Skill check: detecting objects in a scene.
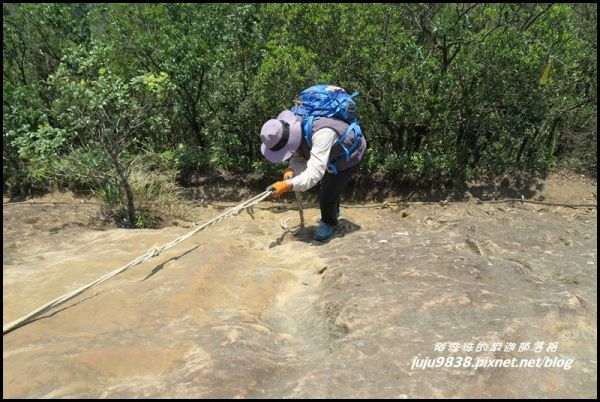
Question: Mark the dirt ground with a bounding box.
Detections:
[2,171,597,398]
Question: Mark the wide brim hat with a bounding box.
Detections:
[260,110,302,163]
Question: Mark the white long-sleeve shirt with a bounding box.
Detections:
[287,127,337,192]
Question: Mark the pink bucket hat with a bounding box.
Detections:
[260,110,302,163]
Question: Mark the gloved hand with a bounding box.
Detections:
[267,181,292,198]
[283,168,295,180]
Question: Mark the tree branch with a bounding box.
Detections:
[521,4,553,31]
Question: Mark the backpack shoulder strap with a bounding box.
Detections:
[303,115,317,149]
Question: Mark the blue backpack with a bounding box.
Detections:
[291,84,363,173]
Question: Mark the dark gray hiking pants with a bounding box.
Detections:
[319,162,361,227]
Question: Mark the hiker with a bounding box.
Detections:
[260,108,367,241]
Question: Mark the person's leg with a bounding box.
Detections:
[319,163,360,227]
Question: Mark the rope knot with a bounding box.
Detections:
[3,190,273,335]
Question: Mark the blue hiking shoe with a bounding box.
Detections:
[314,221,336,242]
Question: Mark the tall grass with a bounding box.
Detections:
[93,155,193,228]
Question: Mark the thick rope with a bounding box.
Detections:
[281,191,305,234]
[3,190,273,335]
[474,198,596,208]
[344,198,597,209]
[3,201,99,206]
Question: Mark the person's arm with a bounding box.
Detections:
[288,128,337,192]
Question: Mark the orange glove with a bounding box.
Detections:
[267,181,292,198]
[283,168,295,180]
